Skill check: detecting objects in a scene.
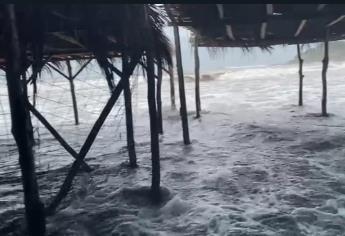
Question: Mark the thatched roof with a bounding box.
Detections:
[165,4,345,48]
[0,4,172,68]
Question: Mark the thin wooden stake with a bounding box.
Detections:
[67,60,79,125]
[194,36,201,118]
[5,5,46,235]
[297,44,304,106]
[173,25,191,145]
[322,30,329,117]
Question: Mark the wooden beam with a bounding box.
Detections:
[226,25,235,40]
[260,22,267,39]
[317,4,327,11]
[171,11,345,27]
[71,58,92,80]
[47,63,69,80]
[327,15,345,27]
[216,4,224,19]
[294,19,308,37]
[26,101,91,172]
[197,32,345,47]
[266,4,273,15]
[51,32,85,48]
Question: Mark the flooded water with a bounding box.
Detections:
[2,61,345,235]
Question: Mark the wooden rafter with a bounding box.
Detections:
[52,32,85,48]
[260,22,267,39]
[225,25,235,40]
[266,4,273,15]
[294,19,307,37]
[216,4,224,19]
[327,15,345,27]
[317,4,327,11]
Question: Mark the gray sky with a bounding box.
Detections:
[164,27,299,75]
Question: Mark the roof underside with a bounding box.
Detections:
[165,4,345,47]
[0,4,170,65]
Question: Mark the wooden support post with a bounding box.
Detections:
[173,25,191,145]
[168,64,176,109]
[322,30,329,117]
[157,59,163,134]
[122,53,137,167]
[4,5,46,236]
[297,44,304,106]
[194,36,201,118]
[146,50,161,202]
[67,60,79,125]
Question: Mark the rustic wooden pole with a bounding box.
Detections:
[67,60,79,125]
[157,59,163,134]
[122,53,137,167]
[173,25,191,145]
[147,50,161,202]
[143,4,161,202]
[194,36,201,118]
[168,64,176,109]
[322,30,329,117]
[297,44,304,106]
[5,5,46,235]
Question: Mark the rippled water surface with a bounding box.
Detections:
[2,62,345,235]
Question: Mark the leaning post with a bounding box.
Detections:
[67,60,79,125]
[173,25,191,145]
